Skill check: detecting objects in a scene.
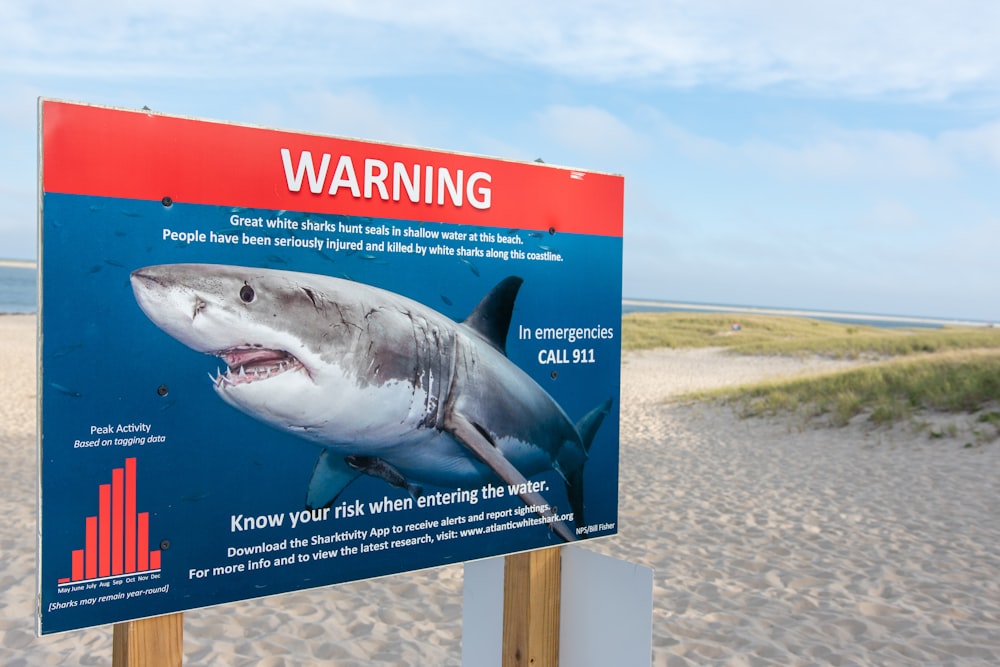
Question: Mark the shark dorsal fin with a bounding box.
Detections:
[462,276,523,355]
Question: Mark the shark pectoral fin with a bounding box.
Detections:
[306,449,364,509]
[445,413,577,543]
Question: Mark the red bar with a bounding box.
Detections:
[58,578,71,584]
[85,516,98,580]
[42,101,624,237]
[99,483,111,578]
[138,512,149,571]
[149,550,160,570]
[125,458,137,573]
[112,467,124,575]
[71,550,84,581]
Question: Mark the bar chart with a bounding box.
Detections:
[57,457,161,586]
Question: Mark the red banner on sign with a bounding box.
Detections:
[41,100,623,237]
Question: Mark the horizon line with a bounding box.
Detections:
[0,259,36,269]
[622,298,993,328]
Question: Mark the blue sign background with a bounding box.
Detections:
[39,193,621,633]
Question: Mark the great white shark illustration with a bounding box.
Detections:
[130,263,612,542]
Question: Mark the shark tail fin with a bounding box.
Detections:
[577,397,614,455]
[566,397,614,535]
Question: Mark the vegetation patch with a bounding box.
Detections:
[623,313,1000,433]
[689,350,1000,430]
[622,312,1000,357]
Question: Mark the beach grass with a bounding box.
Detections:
[623,312,1000,431]
[622,312,1000,356]
[621,313,859,351]
[694,350,1000,428]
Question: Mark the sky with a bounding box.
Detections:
[3,1,999,321]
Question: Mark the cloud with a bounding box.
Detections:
[942,121,1000,169]
[535,105,646,164]
[6,1,1000,103]
[260,89,434,147]
[857,200,926,230]
[329,1,1000,101]
[528,101,974,190]
[647,111,1000,183]
[0,2,451,82]
[741,129,954,181]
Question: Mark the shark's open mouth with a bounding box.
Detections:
[211,346,307,388]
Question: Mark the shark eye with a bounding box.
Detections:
[240,283,255,303]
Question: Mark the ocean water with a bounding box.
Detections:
[621,300,977,329]
[0,265,36,313]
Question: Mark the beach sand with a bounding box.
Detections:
[4,315,998,665]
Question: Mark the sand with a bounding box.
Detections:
[3,314,999,665]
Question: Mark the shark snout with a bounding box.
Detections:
[131,267,181,317]
[130,266,181,312]
[130,267,166,316]
[130,265,222,352]
[130,266,169,292]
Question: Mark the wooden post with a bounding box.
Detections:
[502,548,561,667]
[112,613,184,667]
